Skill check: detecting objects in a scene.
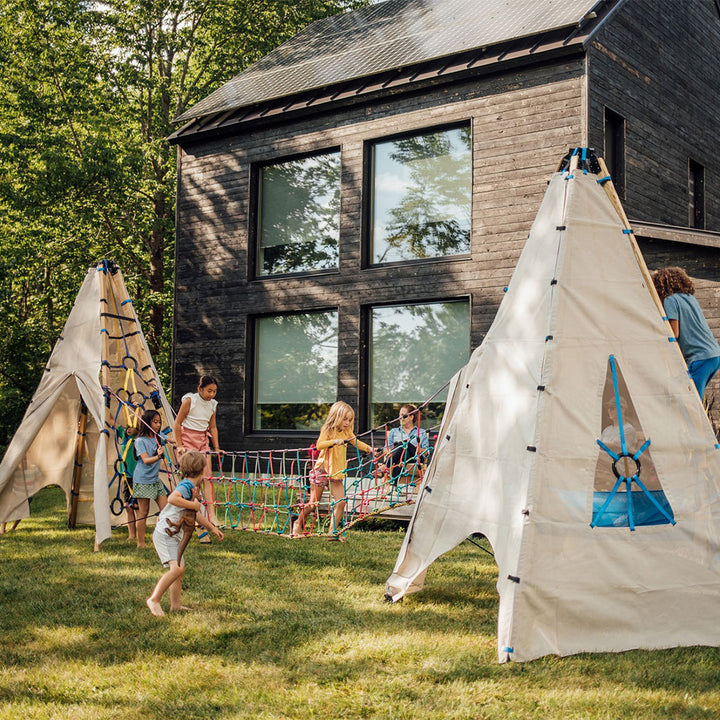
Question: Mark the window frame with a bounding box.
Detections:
[362,296,472,429]
[249,146,343,281]
[362,121,473,269]
[249,307,340,435]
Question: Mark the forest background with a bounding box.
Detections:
[0,0,368,454]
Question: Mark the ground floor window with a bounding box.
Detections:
[254,311,338,430]
[369,299,470,428]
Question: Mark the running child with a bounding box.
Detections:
[146,451,224,616]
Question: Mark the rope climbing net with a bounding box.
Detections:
[202,434,433,539]
[94,260,441,540]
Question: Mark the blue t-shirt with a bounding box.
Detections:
[663,293,720,364]
[133,436,161,485]
[175,478,195,500]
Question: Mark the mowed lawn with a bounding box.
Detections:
[1,487,720,720]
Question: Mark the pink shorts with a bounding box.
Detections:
[181,427,210,453]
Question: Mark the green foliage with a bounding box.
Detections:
[3,486,720,719]
[0,0,368,452]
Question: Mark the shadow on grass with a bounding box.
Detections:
[3,484,720,715]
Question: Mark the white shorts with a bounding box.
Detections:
[152,523,185,567]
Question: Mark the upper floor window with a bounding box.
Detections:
[256,150,341,276]
[688,158,705,229]
[369,125,472,265]
[254,310,338,430]
[369,299,470,428]
[604,107,625,199]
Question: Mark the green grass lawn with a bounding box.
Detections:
[1,486,720,719]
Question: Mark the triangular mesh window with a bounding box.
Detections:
[592,356,675,529]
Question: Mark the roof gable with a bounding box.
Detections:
[176,0,612,124]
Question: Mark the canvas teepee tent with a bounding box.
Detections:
[386,149,720,662]
[0,261,176,547]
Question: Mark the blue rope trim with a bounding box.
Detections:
[668,337,677,343]
[565,174,574,180]
[121,299,132,306]
[609,356,628,456]
[597,175,612,185]
[622,229,633,235]
[502,646,514,653]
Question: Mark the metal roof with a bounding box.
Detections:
[176,0,608,124]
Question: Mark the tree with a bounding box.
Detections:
[0,0,367,451]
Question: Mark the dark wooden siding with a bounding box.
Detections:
[588,0,720,231]
[174,59,585,449]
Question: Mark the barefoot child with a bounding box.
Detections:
[133,409,169,548]
[146,451,224,617]
[291,401,378,541]
[173,375,222,534]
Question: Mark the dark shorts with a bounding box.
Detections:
[122,476,138,508]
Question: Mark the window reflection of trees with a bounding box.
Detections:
[259,153,340,276]
[373,126,471,264]
[256,312,337,430]
[371,302,469,427]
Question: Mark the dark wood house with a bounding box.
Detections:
[170,0,720,450]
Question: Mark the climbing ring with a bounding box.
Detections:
[612,453,641,480]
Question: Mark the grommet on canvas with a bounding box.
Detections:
[556,225,566,231]
[424,486,432,494]
[537,385,546,391]
[545,335,553,342]
[508,575,520,584]
[521,509,530,516]
[526,446,537,452]
[550,279,558,285]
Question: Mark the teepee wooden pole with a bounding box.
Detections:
[68,401,89,528]
[596,158,666,318]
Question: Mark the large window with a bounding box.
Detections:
[255,311,338,430]
[256,151,341,276]
[369,300,470,427]
[369,125,472,264]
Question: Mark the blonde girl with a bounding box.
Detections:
[291,401,377,541]
[173,375,221,531]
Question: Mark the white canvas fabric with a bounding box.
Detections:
[386,163,720,662]
[0,264,175,546]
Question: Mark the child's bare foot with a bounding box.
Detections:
[170,605,191,612]
[137,542,147,548]
[146,598,165,617]
[290,522,301,538]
